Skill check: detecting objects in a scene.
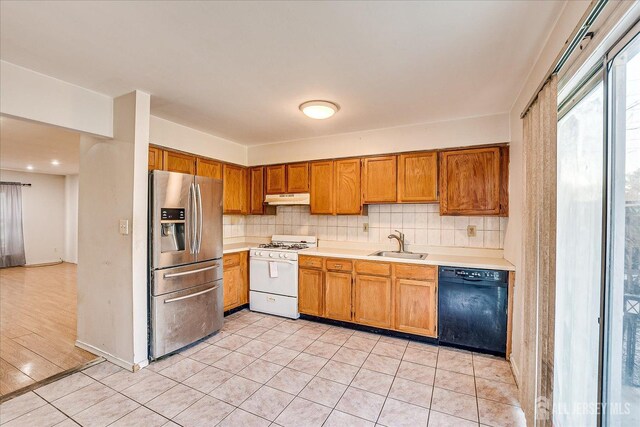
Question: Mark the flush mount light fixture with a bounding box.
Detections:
[299,100,339,120]
[26,165,34,170]
[51,159,60,166]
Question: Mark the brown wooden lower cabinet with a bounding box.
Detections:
[394,278,437,337]
[354,275,392,329]
[298,256,439,338]
[223,252,248,311]
[298,268,323,316]
[324,271,352,321]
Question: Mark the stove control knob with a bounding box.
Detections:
[279,253,285,258]
[269,253,276,258]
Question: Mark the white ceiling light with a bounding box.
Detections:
[299,100,339,120]
[51,159,60,165]
[26,165,34,170]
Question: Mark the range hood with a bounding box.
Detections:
[264,193,310,205]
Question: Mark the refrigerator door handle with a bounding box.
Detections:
[164,285,219,304]
[189,182,197,254]
[196,183,203,254]
[163,264,219,279]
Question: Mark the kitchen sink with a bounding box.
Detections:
[369,251,428,260]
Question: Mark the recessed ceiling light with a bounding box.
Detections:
[26,165,34,170]
[51,160,60,166]
[299,100,339,120]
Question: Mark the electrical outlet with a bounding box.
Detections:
[363,223,369,232]
[119,219,129,235]
[467,225,477,237]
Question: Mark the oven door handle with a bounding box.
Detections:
[251,257,296,265]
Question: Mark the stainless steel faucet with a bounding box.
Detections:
[388,230,405,252]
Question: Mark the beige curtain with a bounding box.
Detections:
[521,75,557,426]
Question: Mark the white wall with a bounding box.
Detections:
[503,0,591,422]
[248,113,509,165]
[64,174,79,263]
[77,91,150,370]
[0,169,66,265]
[0,61,113,138]
[150,115,247,165]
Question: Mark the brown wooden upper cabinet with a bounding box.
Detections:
[397,152,437,202]
[439,146,508,216]
[148,146,163,171]
[196,158,222,180]
[163,150,196,174]
[286,162,310,193]
[249,167,266,215]
[310,161,334,214]
[265,165,287,194]
[362,156,397,203]
[223,164,247,214]
[335,158,362,214]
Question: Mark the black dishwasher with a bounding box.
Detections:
[438,267,508,355]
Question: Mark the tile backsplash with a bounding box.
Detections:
[224,204,507,249]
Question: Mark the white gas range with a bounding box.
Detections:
[249,235,317,319]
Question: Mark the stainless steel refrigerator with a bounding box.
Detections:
[149,170,223,359]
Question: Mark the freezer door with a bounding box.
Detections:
[150,280,223,358]
[152,259,222,296]
[151,170,196,269]
[194,175,223,262]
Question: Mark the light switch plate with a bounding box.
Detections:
[467,225,477,237]
[119,219,129,235]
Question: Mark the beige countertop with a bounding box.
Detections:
[299,247,515,271]
[222,242,259,254]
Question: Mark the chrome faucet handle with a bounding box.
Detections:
[394,229,405,240]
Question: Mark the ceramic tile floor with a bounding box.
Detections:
[0,309,525,427]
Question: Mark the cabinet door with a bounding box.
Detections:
[287,162,309,193]
[395,278,437,337]
[397,152,437,202]
[299,268,323,316]
[250,167,265,215]
[223,164,245,214]
[196,158,222,179]
[163,150,196,174]
[266,165,287,194]
[310,161,334,214]
[354,275,392,328]
[335,158,362,214]
[324,271,352,321]
[362,156,397,203]
[239,251,249,305]
[223,264,241,310]
[439,147,502,215]
[241,167,250,215]
[148,146,163,171]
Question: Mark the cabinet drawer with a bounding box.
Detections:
[355,260,391,277]
[223,253,241,268]
[393,264,436,281]
[325,259,353,272]
[299,255,323,269]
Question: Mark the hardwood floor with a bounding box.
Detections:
[0,263,97,396]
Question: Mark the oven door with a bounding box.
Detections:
[249,256,298,297]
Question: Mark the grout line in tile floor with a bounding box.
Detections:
[1,309,524,427]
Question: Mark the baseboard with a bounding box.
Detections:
[75,340,147,372]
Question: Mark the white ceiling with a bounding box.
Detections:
[0,116,80,175]
[0,1,565,145]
